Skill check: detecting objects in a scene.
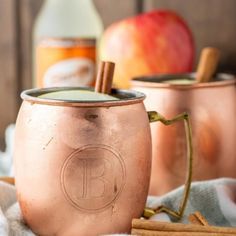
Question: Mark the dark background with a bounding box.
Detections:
[0,0,236,148]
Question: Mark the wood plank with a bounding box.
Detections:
[18,0,44,90]
[136,0,145,14]
[94,0,138,27]
[0,0,18,149]
[144,0,236,73]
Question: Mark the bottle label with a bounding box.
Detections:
[36,38,96,88]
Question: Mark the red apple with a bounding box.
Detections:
[100,10,195,88]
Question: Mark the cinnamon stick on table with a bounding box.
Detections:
[0,177,15,185]
[131,219,236,235]
[188,211,209,226]
[95,61,115,94]
[131,229,234,236]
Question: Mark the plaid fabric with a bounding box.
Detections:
[0,178,236,235]
[147,178,236,226]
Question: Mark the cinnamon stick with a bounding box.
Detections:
[95,61,105,93]
[0,177,15,185]
[95,61,115,94]
[131,228,233,236]
[102,62,115,94]
[188,212,209,226]
[196,47,220,83]
[132,219,236,234]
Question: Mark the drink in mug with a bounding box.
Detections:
[38,89,119,101]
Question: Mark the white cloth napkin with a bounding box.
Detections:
[0,125,15,177]
[0,181,34,236]
[1,178,236,236]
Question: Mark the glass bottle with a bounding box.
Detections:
[33,0,103,88]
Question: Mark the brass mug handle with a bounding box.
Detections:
[145,111,193,220]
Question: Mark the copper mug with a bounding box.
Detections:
[14,87,192,235]
[132,73,236,196]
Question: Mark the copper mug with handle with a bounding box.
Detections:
[132,73,236,196]
[13,87,193,235]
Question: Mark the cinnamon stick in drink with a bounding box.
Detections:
[196,47,220,83]
[95,61,115,94]
[102,62,115,94]
[95,61,105,93]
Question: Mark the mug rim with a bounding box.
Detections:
[131,73,236,90]
[21,87,146,107]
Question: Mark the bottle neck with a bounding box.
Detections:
[35,0,103,38]
[45,0,96,13]
[46,0,93,5]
